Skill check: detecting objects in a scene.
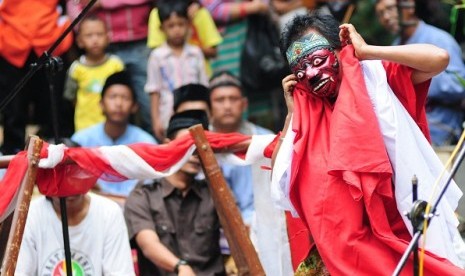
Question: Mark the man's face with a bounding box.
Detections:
[210,86,245,131]
[291,48,340,98]
[375,0,400,34]
[100,84,136,125]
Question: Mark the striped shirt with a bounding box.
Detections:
[145,43,208,128]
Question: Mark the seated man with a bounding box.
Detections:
[71,71,157,196]
[15,140,135,275]
[124,110,225,276]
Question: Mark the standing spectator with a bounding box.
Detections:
[148,1,223,77]
[145,0,209,141]
[71,71,157,196]
[0,0,73,154]
[64,16,124,131]
[200,0,268,77]
[209,71,292,275]
[67,0,154,134]
[375,0,465,146]
[124,110,225,276]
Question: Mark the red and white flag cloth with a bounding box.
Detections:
[0,131,275,221]
[271,45,465,274]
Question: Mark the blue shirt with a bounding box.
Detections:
[71,123,157,196]
[395,21,465,146]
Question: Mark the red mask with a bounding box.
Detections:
[291,48,340,98]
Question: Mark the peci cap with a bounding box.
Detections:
[173,84,210,111]
[209,70,242,91]
[101,70,136,101]
[166,109,209,138]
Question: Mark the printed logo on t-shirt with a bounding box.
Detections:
[86,79,103,94]
[41,249,94,276]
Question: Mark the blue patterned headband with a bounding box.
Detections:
[286,33,332,68]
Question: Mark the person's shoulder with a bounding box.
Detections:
[185,43,203,56]
[152,43,171,56]
[68,56,87,75]
[127,181,158,200]
[29,196,48,210]
[107,54,125,64]
[104,55,125,70]
[89,193,122,214]
[26,196,50,222]
[127,125,158,144]
[421,22,459,45]
[71,123,104,146]
[244,120,274,135]
[255,125,274,135]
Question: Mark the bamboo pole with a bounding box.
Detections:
[189,125,265,276]
[1,136,43,275]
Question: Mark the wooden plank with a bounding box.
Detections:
[189,125,265,276]
[0,136,43,275]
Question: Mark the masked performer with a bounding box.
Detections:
[270,12,465,275]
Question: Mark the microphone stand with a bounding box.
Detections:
[0,1,97,276]
[392,141,465,275]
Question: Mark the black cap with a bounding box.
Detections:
[101,71,136,101]
[173,84,210,112]
[166,110,209,138]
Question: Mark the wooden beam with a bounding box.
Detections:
[189,125,265,276]
[1,136,43,275]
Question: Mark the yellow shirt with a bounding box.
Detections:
[66,55,124,131]
[147,7,222,76]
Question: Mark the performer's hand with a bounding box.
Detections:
[339,23,369,60]
[282,74,297,114]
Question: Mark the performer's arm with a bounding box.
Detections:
[271,74,297,167]
[339,23,449,85]
[135,229,195,275]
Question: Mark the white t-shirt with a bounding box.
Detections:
[15,193,135,275]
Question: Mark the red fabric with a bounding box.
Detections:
[382,61,431,140]
[285,46,463,275]
[285,211,311,269]
[0,152,28,221]
[36,131,251,197]
[0,132,251,217]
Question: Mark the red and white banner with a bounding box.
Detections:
[0,131,275,222]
